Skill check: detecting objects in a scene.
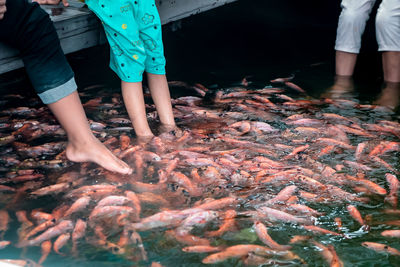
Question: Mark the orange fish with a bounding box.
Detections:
[328,245,344,267]
[26,220,73,247]
[312,241,344,267]
[38,240,52,264]
[54,233,70,255]
[30,211,54,223]
[30,182,70,196]
[0,210,10,237]
[334,217,343,232]
[72,219,86,253]
[23,219,56,241]
[205,210,236,237]
[303,225,342,236]
[64,196,91,217]
[362,242,400,256]
[289,235,312,244]
[182,245,222,253]
[381,230,400,238]
[385,173,399,208]
[0,241,10,249]
[347,205,365,226]
[265,185,297,205]
[15,210,33,227]
[254,221,291,250]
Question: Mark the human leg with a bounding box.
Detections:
[0,0,132,174]
[335,51,358,77]
[146,73,175,126]
[137,1,175,128]
[376,0,400,83]
[48,91,132,174]
[121,81,154,137]
[334,0,376,76]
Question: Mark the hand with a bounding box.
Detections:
[0,0,6,20]
[32,0,69,7]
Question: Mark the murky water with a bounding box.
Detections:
[1,69,400,266]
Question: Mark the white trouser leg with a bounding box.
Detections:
[376,0,400,52]
[335,0,376,53]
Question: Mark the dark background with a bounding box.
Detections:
[1,0,384,97]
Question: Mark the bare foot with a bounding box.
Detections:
[322,75,354,99]
[374,82,400,110]
[136,135,155,145]
[159,124,183,138]
[65,136,132,174]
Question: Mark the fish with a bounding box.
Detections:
[284,81,306,93]
[303,225,342,236]
[0,210,10,237]
[21,220,73,247]
[385,173,399,208]
[256,206,314,225]
[53,233,70,255]
[0,241,10,250]
[72,219,87,253]
[381,230,400,238]
[254,221,291,250]
[362,242,400,256]
[347,205,365,226]
[263,185,298,205]
[202,244,297,264]
[130,210,186,231]
[38,240,52,264]
[30,211,54,223]
[176,210,218,235]
[205,210,236,237]
[64,196,91,217]
[31,183,70,196]
[182,245,222,253]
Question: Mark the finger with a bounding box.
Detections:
[61,0,69,7]
[0,0,6,6]
[0,14,4,20]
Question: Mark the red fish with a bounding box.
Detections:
[254,221,291,250]
[362,242,400,256]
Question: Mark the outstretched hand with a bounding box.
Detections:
[0,0,6,20]
[32,0,70,7]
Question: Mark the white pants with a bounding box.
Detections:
[335,0,400,53]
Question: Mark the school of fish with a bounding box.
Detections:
[0,78,399,266]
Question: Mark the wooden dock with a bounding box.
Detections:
[0,0,237,75]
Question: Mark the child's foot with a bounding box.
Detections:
[159,124,183,138]
[65,136,132,174]
[136,135,155,145]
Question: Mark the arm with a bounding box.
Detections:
[0,0,6,20]
[32,0,69,7]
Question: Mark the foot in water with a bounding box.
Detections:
[374,82,400,110]
[65,136,132,175]
[322,75,355,99]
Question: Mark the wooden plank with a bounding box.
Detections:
[0,0,237,74]
[157,0,238,24]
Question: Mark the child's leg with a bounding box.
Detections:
[147,73,176,127]
[121,81,154,138]
[48,91,132,174]
[2,0,131,174]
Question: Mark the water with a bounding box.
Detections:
[1,1,400,266]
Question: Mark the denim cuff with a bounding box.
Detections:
[38,77,77,104]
